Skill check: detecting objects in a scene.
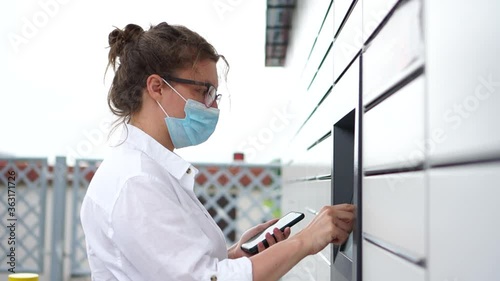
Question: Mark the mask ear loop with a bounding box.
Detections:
[162,78,187,102]
[156,100,170,117]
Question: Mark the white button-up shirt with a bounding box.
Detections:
[80,124,253,281]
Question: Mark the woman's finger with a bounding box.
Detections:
[332,229,349,245]
[335,210,355,222]
[337,203,356,211]
[334,218,353,233]
[265,232,277,247]
[273,228,285,242]
[283,227,291,239]
[257,241,266,253]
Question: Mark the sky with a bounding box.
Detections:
[0,0,301,165]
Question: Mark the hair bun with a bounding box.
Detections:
[107,24,144,70]
[108,24,144,57]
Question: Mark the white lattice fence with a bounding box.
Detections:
[194,163,282,245]
[0,158,48,273]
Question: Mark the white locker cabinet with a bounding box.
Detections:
[362,0,424,105]
[294,93,332,157]
[333,0,362,82]
[331,55,359,123]
[304,135,333,178]
[426,0,500,165]
[298,54,355,156]
[282,150,310,181]
[363,240,425,281]
[301,7,334,91]
[283,0,499,280]
[287,0,333,73]
[287,137,331,182]
[298,49,334,145]
[429,163,500,281]
[293,183,324,239]
[363,171,426,259]
[334,0,355,37]
[307,44,334,110]
[313,253,332,281]
[281,181,301,215]
[362,0,399,42]
[303,180,331,219]
[363,76,425,171]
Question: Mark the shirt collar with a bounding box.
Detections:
[122,124,197,181]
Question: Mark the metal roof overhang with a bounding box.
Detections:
[265,0,296,66]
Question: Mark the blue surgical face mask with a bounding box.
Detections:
[156,80,220,149]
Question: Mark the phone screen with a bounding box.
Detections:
[241,211,304,254]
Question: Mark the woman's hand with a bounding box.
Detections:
[229,218,291,259]
[297,204,356,255]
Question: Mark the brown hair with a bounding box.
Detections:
[106,22,228,128]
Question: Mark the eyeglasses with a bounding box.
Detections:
[163,75,221,108]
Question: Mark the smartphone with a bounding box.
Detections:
[240,211,305,255]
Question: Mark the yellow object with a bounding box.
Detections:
[8,273,39,281]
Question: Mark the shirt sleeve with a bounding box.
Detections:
[110,174,253,281]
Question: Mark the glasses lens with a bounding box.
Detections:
[205,86,217,107]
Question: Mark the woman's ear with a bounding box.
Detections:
[145,74,165,100]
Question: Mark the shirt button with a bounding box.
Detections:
[210,275,217,281]
[186,168,191,174]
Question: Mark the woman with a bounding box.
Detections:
[80,22,355,281]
